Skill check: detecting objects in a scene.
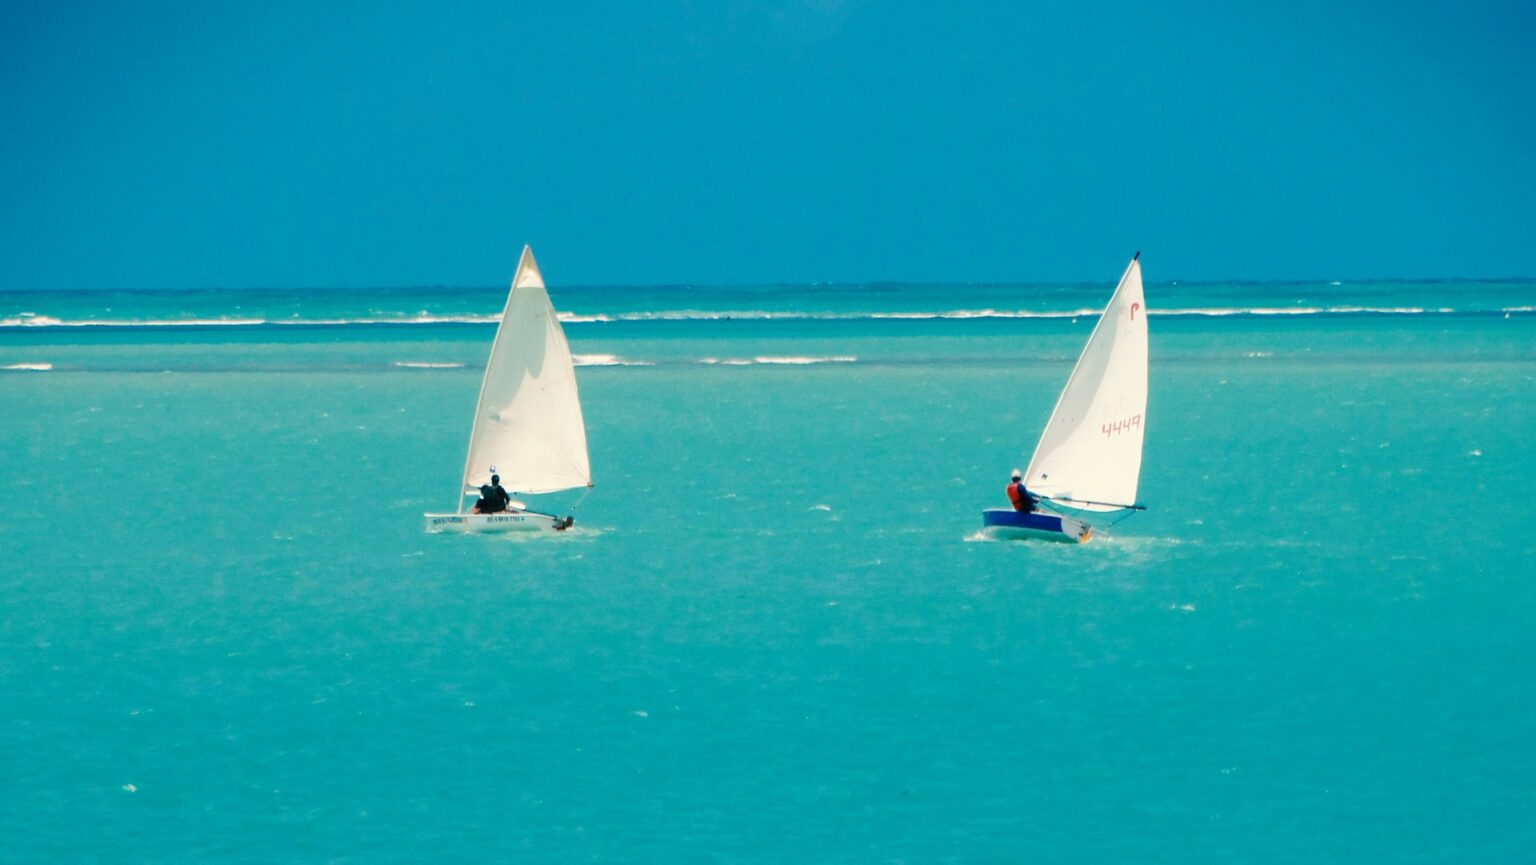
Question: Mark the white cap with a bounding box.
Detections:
[1011,468,1022,479]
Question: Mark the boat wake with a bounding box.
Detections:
[478,524,604,543]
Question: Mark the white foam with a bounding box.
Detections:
[1,362,52,371]
[0,315,63,326]
[571,353,653,367]
[0,305,1492,330]
[868,308,1097,320]
[610,309,795,321]
[1175,307,1325,316]
[0,316,267,327]
[699,355,856,365]
[132,317,268,326]
[0,314,498,328]
[752,355,857,365]
[1319,306,1427,315]
[604,308,1102,322]
[1160,306,1445,317]
[392,361,465,369]
[295,314,496,325]
[605,306,1466,321]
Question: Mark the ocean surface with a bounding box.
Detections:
[3,278,1534,862]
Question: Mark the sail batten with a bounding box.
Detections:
[1023,258,1148,512]
[457,246,591,510]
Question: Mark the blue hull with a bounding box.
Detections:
[982,509,1091,543]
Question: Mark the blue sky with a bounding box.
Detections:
[2,1,1532,287]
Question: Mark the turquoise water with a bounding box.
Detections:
[3,282,1535,861]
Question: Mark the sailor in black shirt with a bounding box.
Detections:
[474,474,513,514]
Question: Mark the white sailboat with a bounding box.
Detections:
[983,253,1148,543]
[424,246,591,533]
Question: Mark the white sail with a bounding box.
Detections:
[1023,256,1147,512]
[458,246,591,507]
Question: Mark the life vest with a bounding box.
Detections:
[1007,482,1034,512]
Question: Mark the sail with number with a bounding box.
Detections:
[1023,255,1148,512]
[457,246,590,508]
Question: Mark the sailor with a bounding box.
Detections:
[1006,469,1038,513]
[473,473,513,514]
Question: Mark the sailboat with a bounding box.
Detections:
[424,246,591,533]
[983,253,1148,543]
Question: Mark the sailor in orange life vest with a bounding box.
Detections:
[1006,469,1039,513]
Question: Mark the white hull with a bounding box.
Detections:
[423,510,571,534]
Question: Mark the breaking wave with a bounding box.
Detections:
[698,356,858,366]
[571,354,654,367]
[2,306,1528,330]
